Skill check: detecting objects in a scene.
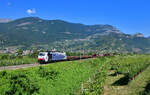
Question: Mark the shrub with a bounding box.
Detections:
[9,55,17,59]
[38,66,59,80]
[0,70,7,77]
[1,54,9,60]
[5,73,39,95]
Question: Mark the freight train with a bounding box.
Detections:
[37,51,111,64]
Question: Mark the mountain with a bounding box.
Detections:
[133,33,144,37]
[0,17,121,46]
[0,17,150,53]
[52,33,150,53]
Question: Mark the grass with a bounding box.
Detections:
[78,57,111,95]
[0,54,37,66]
[103,70,126,95]
[0,57,109,95]
[110,54,150,83]
[129,65,150,95]
[103,54,150,95]
[103,64,150,95]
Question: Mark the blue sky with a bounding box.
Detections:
[0,0,150,36]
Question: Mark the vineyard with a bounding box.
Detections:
[104,54,150,95]
[0,54,150,95]
[110,54,150,85]
[0,57,110,95]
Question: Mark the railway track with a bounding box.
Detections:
[0,63,42,71]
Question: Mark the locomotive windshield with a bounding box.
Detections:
[39,53,45,56]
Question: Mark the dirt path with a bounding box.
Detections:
[103,65,150,95]
[0,63,43,71]
[103,70,128,95]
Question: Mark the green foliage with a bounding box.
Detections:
[80,57,110,95]
[1,55,149,94]
[16,49,23,56]
[5,73,39,95]
[0,54,37,66]
[111,55,150,81]
[28,50,39,58]
[9,54,17,59]
[0,54,18,60]
[0,58,109,95]
[139,78,150,95]
[1,54,9,60]
[16,49,23,59]
[0,70,7,77]
[38,66,59,80]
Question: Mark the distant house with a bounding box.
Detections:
[0,48,17,54]
[23,50,31,55]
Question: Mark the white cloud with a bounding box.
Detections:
[26,8,36,15]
